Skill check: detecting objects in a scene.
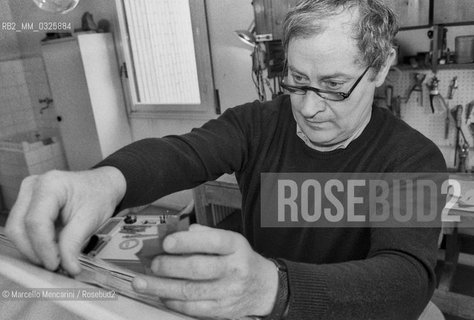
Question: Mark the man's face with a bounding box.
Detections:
[286,12,385,147]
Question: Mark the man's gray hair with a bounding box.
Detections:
[282,0,399,76]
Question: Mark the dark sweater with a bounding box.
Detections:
[98,95,447,319]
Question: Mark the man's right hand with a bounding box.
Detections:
[5,166,126,275]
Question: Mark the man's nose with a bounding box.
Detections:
[299,91,327,118]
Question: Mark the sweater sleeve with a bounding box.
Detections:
[95,103,254,209]
[283,143,447,320]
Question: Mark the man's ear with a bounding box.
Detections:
[374,48,396,87]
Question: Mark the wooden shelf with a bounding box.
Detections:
[394,63,474,71]
[437,63,474,70]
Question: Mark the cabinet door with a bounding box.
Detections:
[42,39,103,171]
[433,0,474,25]
[383,0,430,28]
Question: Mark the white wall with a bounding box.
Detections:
[0,59,36,139]
[206,0,258,110]
[0,1,36,139]
[0,1,21,59]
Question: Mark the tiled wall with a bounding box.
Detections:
[22,56,58,131]
[0,57,63,212]
[0,59,37,139]
[0,136,67,209]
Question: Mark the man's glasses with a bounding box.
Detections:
[280,64,373,102]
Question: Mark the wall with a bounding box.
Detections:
[6,0,120,132]
[394,26,474,170]
[0,59,36,139]
[0,1,37,140]
[0,0,20,59]
[21,56,57,131]
[5,0,257,141]
[384,68,474,170]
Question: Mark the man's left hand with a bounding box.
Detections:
[132,224,279,319]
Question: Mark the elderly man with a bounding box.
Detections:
[6,0,446,319]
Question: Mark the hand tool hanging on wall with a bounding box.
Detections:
[427,76,448,114]
[406,73,426,106]
[448,76,458,99]
[452,105,462,166]
[392,96,401,118]
[444,76,459,139]
[452,104,470,171]
[466,102,474,137]
[385,85,395,114]
[445,104,450,139]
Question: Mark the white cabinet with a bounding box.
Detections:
[42,33,132,170]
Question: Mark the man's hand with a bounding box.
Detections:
[132,224,279,319]
[5,167,126,275]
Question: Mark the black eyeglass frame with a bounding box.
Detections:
[280,63,373,101]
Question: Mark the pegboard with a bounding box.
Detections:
[380,67,474,169]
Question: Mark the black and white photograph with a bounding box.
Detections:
[0,0,474,319]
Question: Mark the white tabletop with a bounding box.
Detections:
[0,227,194,320]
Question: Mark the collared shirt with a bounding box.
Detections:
[295,114,371,152]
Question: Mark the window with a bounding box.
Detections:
[115,0,218,117]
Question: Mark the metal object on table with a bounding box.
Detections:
[407,73,426,106]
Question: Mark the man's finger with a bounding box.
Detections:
[151,254,225,280]
[24,186,62,271]
[163,228,241,255]
[58,208,104,275]
[5,176,42,265]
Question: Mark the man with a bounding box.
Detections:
[6,0,446,319]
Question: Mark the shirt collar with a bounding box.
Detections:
[295,114,371,152]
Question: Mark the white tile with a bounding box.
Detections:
[3,73,15,84]
[10,61,23,73]
[42,158,56,171]
[40,145,53,162]
[25,150,42,166]
[28,163,43,175]
[17,85,30,97]
[51,143,61,157]
[15,73,27,85]
[1,63,12,74]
